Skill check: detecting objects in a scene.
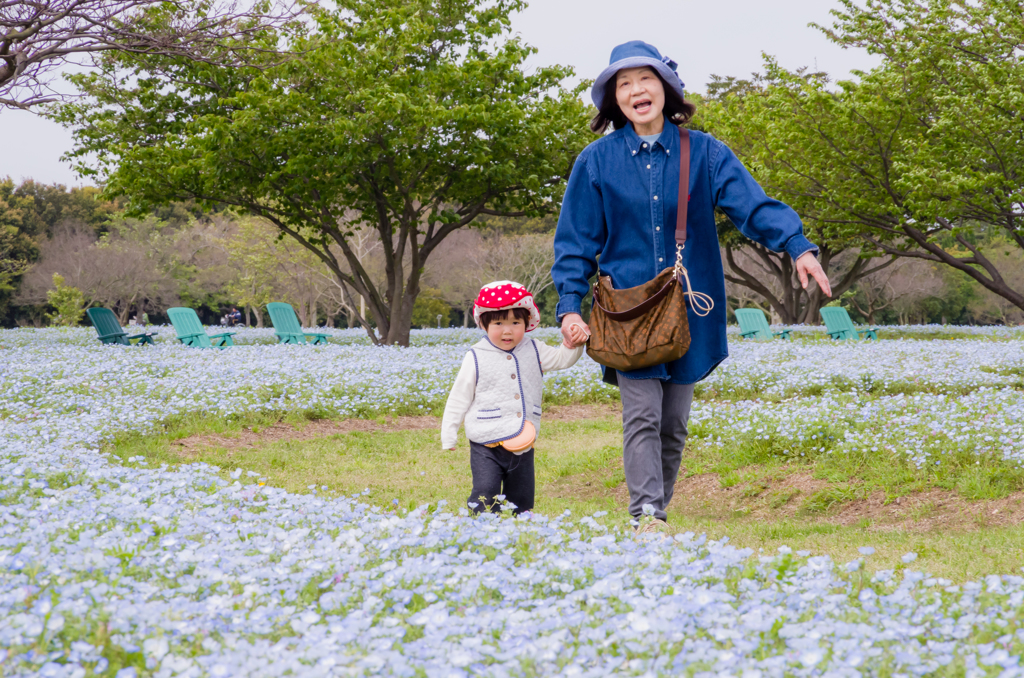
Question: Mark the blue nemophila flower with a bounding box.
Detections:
[902,552,919,563]
[0,326,1023,676]
[859,547,876,556]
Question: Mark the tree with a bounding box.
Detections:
[846,257,936,324]
[476,231,557,302]
[410,288,451,328]
[716,215,892,324]
[699,76,893,324]
[220,218,279,327]
[1,0,297,109]
[425,229,489,327]
[17,215,228,323]
[425,226,557,327]
[0,179,38,319]
[4,179,118,237]
[964,242,1024,325]
[45,273,84,325]
[710,0,1024,314]
[56,0,591,346]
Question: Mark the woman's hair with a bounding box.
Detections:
[479,307,531,329]
[590,70,696,134]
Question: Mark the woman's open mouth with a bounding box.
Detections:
[633,99,652,115]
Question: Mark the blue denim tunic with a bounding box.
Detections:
[552,120,818,385]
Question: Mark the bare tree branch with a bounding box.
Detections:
[1,0,300,109]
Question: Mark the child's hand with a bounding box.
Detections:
[565,322,590,348]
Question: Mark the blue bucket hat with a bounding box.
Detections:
[590,40,686,109]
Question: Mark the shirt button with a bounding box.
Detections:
[646,164,651,169]
[511,374,517,380]
[514,394,520,400]
[653,196,658,201]
[642,143,647,148]
[656,227,660,231]
[659,257,664,262]
[506,355,512,360]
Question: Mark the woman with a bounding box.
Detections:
[552,40,831,532]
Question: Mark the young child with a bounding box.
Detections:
[441,280,588,515]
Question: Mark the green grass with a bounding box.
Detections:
[109,407,1024,581]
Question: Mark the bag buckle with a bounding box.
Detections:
[674,243,685,275]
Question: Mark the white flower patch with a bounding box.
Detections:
[1,328,1024,676]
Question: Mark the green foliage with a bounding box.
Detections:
[411,288,451,328]
[2,178,118,237]
[56,0,591,346]
[45,273,85,326]
[702,0,1024,313]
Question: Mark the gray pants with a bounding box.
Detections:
[618,374,695,521]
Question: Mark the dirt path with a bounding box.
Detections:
[168,402,1023,534]
[169,402,621,458]
[551,461,1024,533]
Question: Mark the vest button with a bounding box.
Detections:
[514,393,520,400]
[511,374,516,380]
[506,355,512,360]
[516,412,522,417]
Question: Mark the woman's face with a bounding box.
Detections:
[615,66,665,130]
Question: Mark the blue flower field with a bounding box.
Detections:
[2,326,1024,677]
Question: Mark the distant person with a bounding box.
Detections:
[228,307,242,326]
[441,281,588,515]
[551,41,833,533]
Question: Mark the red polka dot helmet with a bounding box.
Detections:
[473,280,541,332]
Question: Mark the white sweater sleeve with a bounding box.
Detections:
[534,339,585,373]
[440,352,477,449]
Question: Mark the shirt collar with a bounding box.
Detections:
[624,116,678,157]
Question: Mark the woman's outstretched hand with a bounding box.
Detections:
[796,251,832,297]
[561,313,590,348]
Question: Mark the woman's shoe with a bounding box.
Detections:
[634,517,669,537]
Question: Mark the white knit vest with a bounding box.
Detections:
[464,337,545,446]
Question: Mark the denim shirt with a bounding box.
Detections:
[552,120,818,385]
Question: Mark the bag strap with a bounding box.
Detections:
[593,275,677,322]
[676,127,690,248]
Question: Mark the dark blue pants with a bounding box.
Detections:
[468,441,534,515]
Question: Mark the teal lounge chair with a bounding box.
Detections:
[167,307,235,348]
[735,308,791,340]
[86,307,158,345]
[267,302,330,345]
[820,307,879,341]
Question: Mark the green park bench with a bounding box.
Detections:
[267,302,330,345]
[167,307,235,348]
[820,306,879,341]
[735,308,792,340]
[86,307,158,345]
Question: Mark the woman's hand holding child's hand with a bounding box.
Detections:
[563,320,590,348]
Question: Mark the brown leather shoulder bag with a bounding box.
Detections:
[585,127,713,372]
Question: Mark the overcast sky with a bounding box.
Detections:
[0,0,879,188]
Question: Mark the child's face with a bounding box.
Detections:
[486,311,526,351]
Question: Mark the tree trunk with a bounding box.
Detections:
[723,243,894,324]
[244,305,251,327]
[254,307,264,328]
